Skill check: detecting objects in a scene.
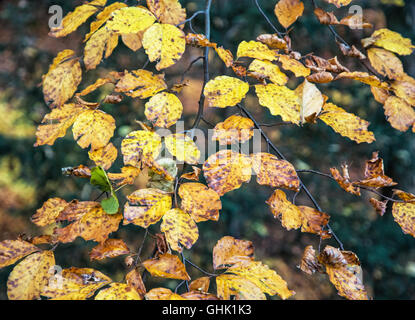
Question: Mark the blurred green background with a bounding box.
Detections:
[0,0,414,299]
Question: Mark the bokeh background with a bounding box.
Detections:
[0,0,414,299]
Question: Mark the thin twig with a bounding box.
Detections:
[186,259,220,277]
[253,0,284,38]
[176,10,205,28]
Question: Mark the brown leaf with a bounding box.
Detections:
[299,245,324,275]
[256,34,287,50]
[369,198,388,217]
[356,151,397,188]
[126,269,146,296]
[90,239,130,261]
[189,277,210,293]
[299,206,331,238]
[213,236,254,270]
[181,166,201,181]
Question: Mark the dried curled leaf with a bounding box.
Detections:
[49,0,107,38]
[356,151,397,188]
[147,0,186,27]
[299,245,323,275]
[123,188,171,228]
[54,202,122,243]
[266,189,303,230]
[299,205,331,238]
[7,251,55,300]
[89,239,130,261]
[106,6,156,34]
[181,166,201,181]
[121,130,162,167]
[42,267,111,300]
[252,153,300,191]
[319,102,375,144]
[255,84,301,125]
[323,0,352,7]
[256,34,287,50]
[160,209,199,252]
[237,41,277,61]
[115,69,167,99]
[330,165,361,196]
[274,0,304,29]
[335,72,387,88]
[34,103,86,147]
[0,240,39,269]
[108,166,141,187]
[179,183,221,222]
[362,28,415,56]
[248,59,288,85]
[276,54,310,77]
[142,253,190,280]
[204,76,249,108]
[213,236,254,270]
[95,283,141,300]
[369,198,388,217]
[43,50,82,108]
[145,92,183,128]
[31,197,68,227]
[203,150,252,196]
[88,143,118,170]
[72,109,116,150]
[142,23,186,70]
[212,115,254,145]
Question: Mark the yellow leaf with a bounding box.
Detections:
[212,236,254,270]
[123,188,171,228]
[121,130,162,167]
[323,0,352,7]
[145,287,186,300]
[0,240,39,268]
[335,71,388,88]
[31,197,68,227]
[145,92,183,128]
[126,269,146,296]
[72,109,116,150]
[95,283,141,300]
[371,86,390,104]
[392,202,415,237]
[251,152,300,190]
[85,2,128,41]
[34,103,86,147]
[7,251,55,300]
[49,0,107,38]
[164,134,200,164]
[274,0,304,29]
[106,6,156,34]
[121,31,145,51]
[204,76,249,108]
[367,48,404,80]
[383,96,415,132]
[326,266,368,300]
[216,274,266,300]
[108,166,141,187]
[215,46,234,67]
[179,182,222,222]
[79,77,114,96]
[88,142,118,170]
[143,253,190,280]
[42,267,111,300]
[84,27,119,70]
[142,23,186,70]
[54,202,122,243]
[362,28,415,55]
[146,0,187,27]
[212,115,254,145]
[248,59,288,85]
[266,189,303,230]
[236,41,277,61]
[256,34,288,50]
[276,54,310,77]
[115,69,167,99]
[255,84,301,124]
[43,51,82,108]
[160,208,199,252]
[203,150,252,196]
[227,260,295,300]
[391,74,415,106]
[319,102,375,143]
[295,79,324,123]
[89,239,130,261]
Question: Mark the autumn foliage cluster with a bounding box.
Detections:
[1,0,415,300]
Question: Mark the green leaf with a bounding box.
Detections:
[101,194,119,214]
[90,166,112,192]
